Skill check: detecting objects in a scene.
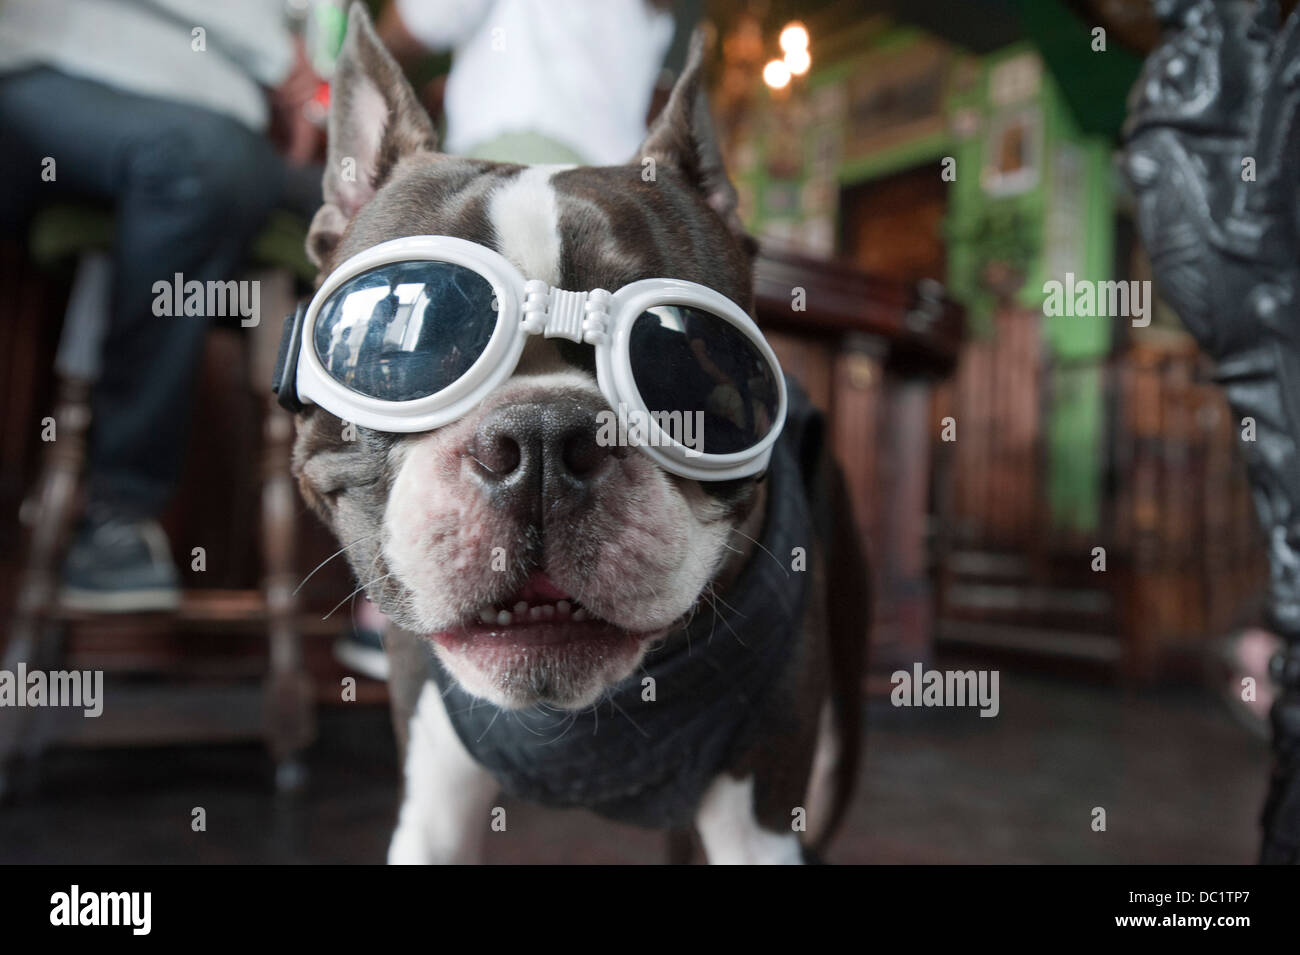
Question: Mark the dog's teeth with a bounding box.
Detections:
[529,606,544,621]
[496,610,512,626]
[540,604,555,620]
[513,601,528,615]
[572,608,589,622]
[556,600,571,615]
[479,608,495,624]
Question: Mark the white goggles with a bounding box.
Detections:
[273,235,787,482]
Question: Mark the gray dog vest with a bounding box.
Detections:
[426,379,820,829]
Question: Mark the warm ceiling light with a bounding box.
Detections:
[763,58,792,89]
[785,47,811,76]
[779,22,809,54]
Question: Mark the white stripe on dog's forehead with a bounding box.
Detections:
[488,165,574,286]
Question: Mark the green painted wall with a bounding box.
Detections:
[732,22,1120,535]
[950,43,1114,535]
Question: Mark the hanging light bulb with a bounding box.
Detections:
[779,22,809,55]
[763,58,792,89]
[785,46,811,76]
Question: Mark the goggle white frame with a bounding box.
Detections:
[289,235,787,482]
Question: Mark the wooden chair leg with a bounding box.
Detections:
[1,377,90,799]
[260,398,314,791]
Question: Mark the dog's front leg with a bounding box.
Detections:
[388,682,499,864]
[695,774,804,865]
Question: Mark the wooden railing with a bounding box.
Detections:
[1110,338,1267,677]
[930,315,1268,680]
[753,246,964,684]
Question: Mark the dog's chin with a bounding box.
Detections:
[426,621,658,710]
[414,573,668,710]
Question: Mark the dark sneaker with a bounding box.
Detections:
[59,514,181,613]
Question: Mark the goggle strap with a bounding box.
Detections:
[272,301,308,413]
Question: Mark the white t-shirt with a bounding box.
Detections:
[396,0,674,165]
[0,0,293,131]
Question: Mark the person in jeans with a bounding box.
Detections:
[0,0,322,611]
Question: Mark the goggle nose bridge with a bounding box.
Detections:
[521,279,612,346]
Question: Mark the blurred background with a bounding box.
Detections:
[0,0,1281,863]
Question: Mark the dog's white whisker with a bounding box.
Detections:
[323,572,393,621]
[549,714,582,745]
[293,531,380,596]
[607,696,650,739]
[705,585,749,649]
[707,587,748,622]
[728,526,791,579]
[475,706,502,743]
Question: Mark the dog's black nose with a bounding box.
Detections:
[467,394,622,520]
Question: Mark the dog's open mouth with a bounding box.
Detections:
[428,572,635,649]
[473,571,593,628]
[422,570,659,708]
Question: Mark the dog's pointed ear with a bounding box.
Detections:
[635,32,752,253]
[307,2,438,269]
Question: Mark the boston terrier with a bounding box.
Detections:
[277,4,867,864]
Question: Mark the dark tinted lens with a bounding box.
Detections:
[628,305,780,455]
[313,261,497,401]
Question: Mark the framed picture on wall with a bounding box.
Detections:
[843,42,949,161]
[982,106,1041,196]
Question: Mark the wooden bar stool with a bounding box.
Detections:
[0,203,316,797]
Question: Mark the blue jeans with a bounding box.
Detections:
[0,67,285,518]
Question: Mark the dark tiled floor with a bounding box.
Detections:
[0,670,1271,864]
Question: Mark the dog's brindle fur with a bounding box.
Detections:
[293,5,863,863]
